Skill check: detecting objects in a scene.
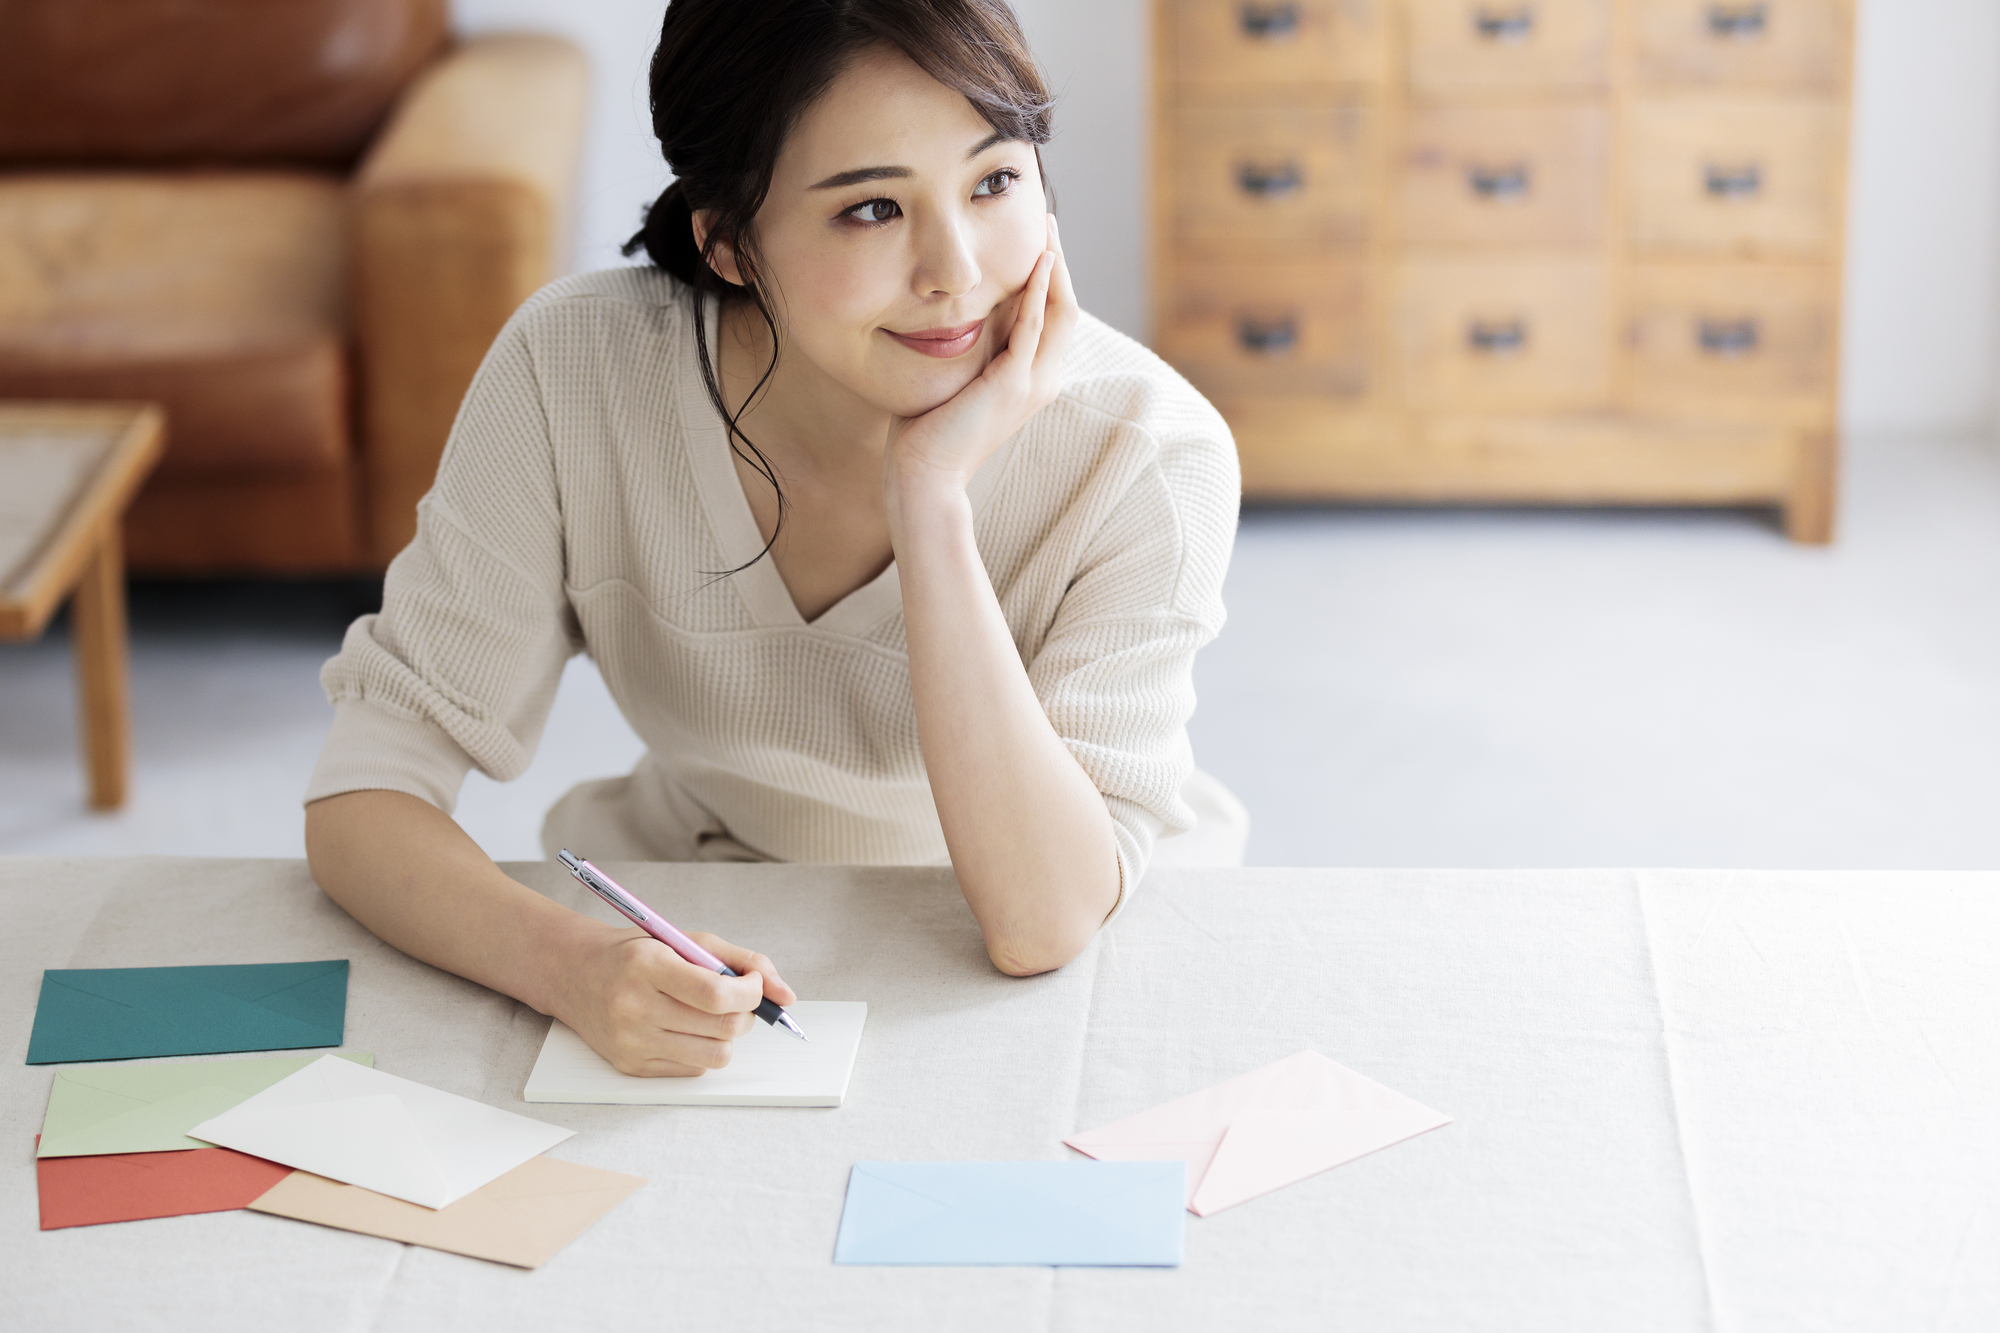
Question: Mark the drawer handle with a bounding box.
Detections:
[1236,316,1299,355]
[1704,163,1763,198]
[1467,319,1528,354]
[1238,3,1301,40]
[1236,161,1304,198]
[1467,163,1532,200]
[1707,3,1769,38]
[1474,7,1535,42]
[1698,317,1761,357]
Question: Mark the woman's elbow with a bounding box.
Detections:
[983,920,1099,978]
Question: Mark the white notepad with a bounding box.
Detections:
[523,1001,867,1106]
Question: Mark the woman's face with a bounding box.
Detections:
[711,44,1051,419]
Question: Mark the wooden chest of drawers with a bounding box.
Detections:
[1151,0,1852,540]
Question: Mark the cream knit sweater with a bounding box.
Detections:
[306,267,1239,893]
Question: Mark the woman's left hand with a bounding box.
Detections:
[885,214,1077,498]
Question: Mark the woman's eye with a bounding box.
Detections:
[972,170,1018,198]
[844,198,900,224]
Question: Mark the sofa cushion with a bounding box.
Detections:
[0,173,351,477]
[0,0,448,168]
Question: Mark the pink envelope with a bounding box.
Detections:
[1064,1051,1452,1217]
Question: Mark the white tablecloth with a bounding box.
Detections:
[3,859,1995,1331]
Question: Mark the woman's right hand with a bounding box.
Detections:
[559,926,798,1077]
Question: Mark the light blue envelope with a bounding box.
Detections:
[833,1161,1184,1267]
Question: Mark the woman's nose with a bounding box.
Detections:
[911,213,981,299]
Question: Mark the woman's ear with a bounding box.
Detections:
[691,209,747,287]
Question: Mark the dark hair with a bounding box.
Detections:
[623,0,1054,568]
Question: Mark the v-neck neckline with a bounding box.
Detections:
[680,292,1016,635]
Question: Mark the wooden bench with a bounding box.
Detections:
[0,403,165,809]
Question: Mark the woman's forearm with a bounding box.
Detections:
[890,475,1121,976]
[304,789,610,1019]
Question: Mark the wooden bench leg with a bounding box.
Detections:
[1784,429,1838,545]
[71,523,131,810]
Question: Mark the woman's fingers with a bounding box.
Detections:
[633,936,764,1016]
[691,930,798,1005]
[1032,215,1078,384]
[600,1023,739,1077]
[995,250,1054,384]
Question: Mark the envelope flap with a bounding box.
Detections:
[834,1163,962,1253]
[37,1052,377,1157]
[27,962,349,1063]
[212,961,349,1028]
[1187,1073,1454,1217]
[39,1084,249,1157]
[1061,1137,1224,1208]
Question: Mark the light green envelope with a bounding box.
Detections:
[36,1051,374,1158]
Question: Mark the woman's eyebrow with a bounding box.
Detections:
[811,165,910,190]
[808,133,1014,191]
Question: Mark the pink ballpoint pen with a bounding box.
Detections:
[559,849,808,1041]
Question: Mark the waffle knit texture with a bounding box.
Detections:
[306,267,1239,898]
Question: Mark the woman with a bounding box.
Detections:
[304,0,1241,1077]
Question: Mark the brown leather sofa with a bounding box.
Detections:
[0,0,588,573]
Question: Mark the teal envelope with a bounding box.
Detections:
[37,1051,375,1157]
[25,961,350,1065]
[832,1161,1185,1266]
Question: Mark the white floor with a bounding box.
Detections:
[2,431,1996,869]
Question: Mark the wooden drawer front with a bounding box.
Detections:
[1159,259,1368,398]
[1627,262,1835,413]
[1636,1,1850,87]
[1403,106,1608,244]
[1397,258,1609,409]
[1169,0,1388,92]
[1175,106,1374,246]
[1406,0,1612,93]
[1628,98,1842,254]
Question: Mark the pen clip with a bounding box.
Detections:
[559,849,645,923]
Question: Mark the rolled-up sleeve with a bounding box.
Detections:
[306,309,579,813]
[1025,409,1239,909]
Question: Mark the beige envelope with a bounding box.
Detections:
[249,1155,645,1268]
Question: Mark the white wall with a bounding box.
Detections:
[1010,0,1152,339]
[450,0,671,273]
[1842,0,2000,436]
[453,0,2000,439]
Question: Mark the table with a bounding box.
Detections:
[0,404,165,808]
[5,860,1997,1331]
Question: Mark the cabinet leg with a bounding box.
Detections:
[71,524,131,810]
[1784,430,1837,545]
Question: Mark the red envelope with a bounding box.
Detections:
[34,1136,294,1230]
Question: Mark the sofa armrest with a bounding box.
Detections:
[352,34,590,565]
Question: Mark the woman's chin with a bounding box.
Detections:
[878,362,986,419]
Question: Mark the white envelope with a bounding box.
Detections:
[187,1054,573,1209]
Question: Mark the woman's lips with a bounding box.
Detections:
[884,319,984,358]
